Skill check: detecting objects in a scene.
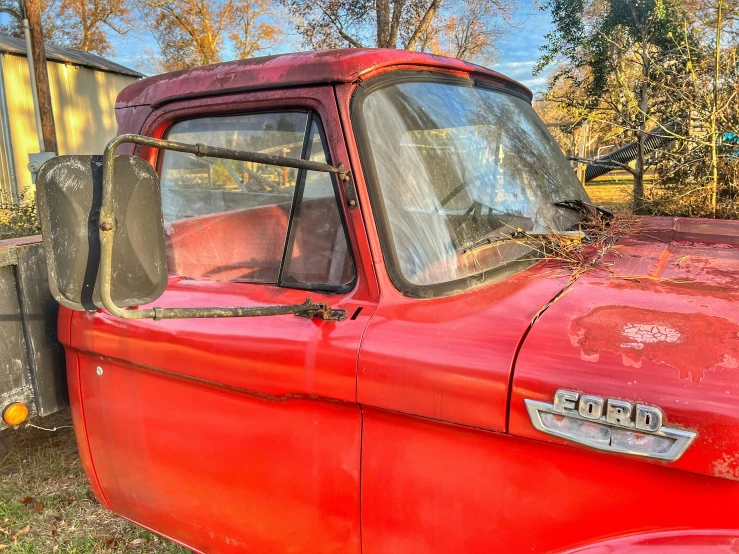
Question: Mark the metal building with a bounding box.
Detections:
[0,35,143,200]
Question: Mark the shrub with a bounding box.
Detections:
[0,190,41,240]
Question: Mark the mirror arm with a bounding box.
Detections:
[97,133,350,322]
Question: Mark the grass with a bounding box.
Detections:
[0,411,190,553]
[585,182,636,211]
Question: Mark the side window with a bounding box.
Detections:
[159,111,354,290]
[281,120,355,289]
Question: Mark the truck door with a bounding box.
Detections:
[64,89,375,553]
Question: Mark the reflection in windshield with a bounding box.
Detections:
[362,81,588,288]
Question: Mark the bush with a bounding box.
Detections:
[0,190,41,240]
[645,141,739,219]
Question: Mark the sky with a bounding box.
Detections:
[103,3,554,94]
[0,2,554,94]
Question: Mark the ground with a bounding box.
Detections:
[0,411,190,553]
[585,180,634,211]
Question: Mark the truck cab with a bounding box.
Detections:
[38,49,739,552]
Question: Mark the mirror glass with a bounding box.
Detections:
[36,155,168,311]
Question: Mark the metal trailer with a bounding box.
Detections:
[0,235,67,433]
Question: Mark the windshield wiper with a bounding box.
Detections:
[554,199,614,220]
[460,229,585,255]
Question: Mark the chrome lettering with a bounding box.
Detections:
[578,394,604,420]
[553,389,579,414]
[635,404,663,432]
[606,399,633,427]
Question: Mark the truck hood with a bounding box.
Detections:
[510,217,739,481]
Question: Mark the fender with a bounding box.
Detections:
[560,529,739,553]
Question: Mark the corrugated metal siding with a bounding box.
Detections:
[2,53,138,192]
[0,35,144,78]
[2,53,40,195]
[48,62,136,156]
[0,57,15,201]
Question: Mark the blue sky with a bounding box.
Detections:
[105,2,553,93]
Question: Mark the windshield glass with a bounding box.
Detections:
[360,79,588,292]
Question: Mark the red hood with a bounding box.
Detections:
[510,217,739,481]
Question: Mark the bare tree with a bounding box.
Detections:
[438,0,507,63]
[282,0,514,61]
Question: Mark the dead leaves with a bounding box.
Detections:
[0,523,31,547]
[103,535,148,550]
[10,525,30,540]
[0,497,43,547]
[19,496,45,514]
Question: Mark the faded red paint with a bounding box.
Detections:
[569,305,739,382]
[116,48,530,110]
[511,216,739,486]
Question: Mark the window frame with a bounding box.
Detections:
[350,70,545,299]
[158,108,356,294]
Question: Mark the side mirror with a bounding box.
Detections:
[36,154,167,311]
[36,134,350,321]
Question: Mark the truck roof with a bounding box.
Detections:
[116,48,531,109]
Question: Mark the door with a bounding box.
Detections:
[66,91,374,553]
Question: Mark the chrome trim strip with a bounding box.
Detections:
[525,399,697,461]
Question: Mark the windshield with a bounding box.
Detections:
[359,79,588,294]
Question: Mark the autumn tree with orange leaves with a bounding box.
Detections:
[0,0,131,55]
[139,0,282,71]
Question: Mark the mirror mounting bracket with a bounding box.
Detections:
[99,133,351,322]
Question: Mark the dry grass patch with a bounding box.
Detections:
[0,411,190,553]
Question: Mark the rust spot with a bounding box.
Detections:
[569,306,739,382]
[673,240,739,249]
[599,276,739,302]
[713,452,739,480]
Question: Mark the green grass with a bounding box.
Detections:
[0,411,190,553]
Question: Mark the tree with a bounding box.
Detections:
[229,0,282,59]
[282,0,513,62]
[647,0,739,217]
[139,0,282,71]
[0,0,130,56]
[54,0,131,56]
[537,0,686,208]
[421,0,507,63]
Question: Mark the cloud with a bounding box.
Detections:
[493,61,539,70]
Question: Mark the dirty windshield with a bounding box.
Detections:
[361,79,588,292]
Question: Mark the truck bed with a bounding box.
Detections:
[0,236,67,429]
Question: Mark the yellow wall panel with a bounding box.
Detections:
[2,53,40,193]
[1,53,137,192]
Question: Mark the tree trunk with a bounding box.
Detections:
[404,0,442,50]
[710,0,723,217]
[634,132,645,209]
[376,0,392,47]
[633,35,649,211]
[25,0,57,154]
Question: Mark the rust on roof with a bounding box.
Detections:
[116,48,530,109]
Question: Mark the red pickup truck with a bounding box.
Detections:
[22,48,739,552]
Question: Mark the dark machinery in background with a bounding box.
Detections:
[584,122,681,182]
